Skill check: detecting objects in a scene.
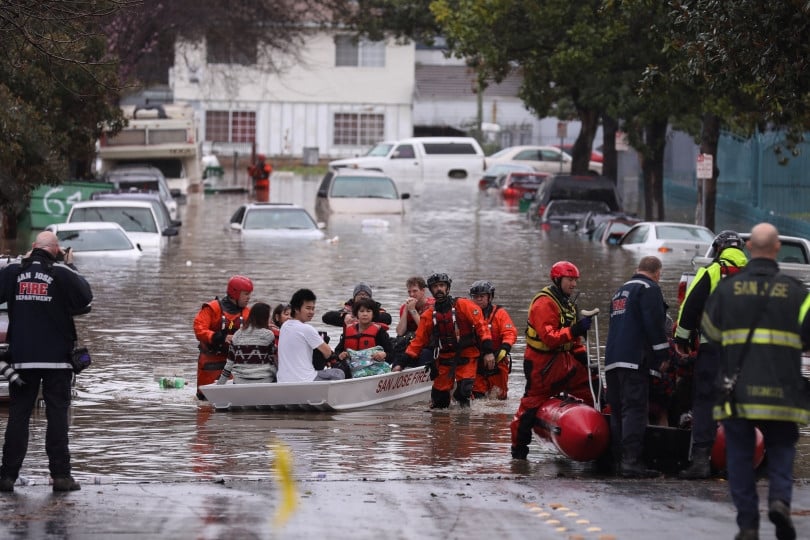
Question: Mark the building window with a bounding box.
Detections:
[206,33,257,65]
[205,111,256,143]
[333,113,385,145]
[334,36,385,67]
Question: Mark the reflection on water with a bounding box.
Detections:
[2,175,809,483]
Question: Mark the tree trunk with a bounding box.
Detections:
[699,113,721,231]
[640,119,668,220]
[602,114,618,183]
[2,212,18,240]
[571,107,599,175]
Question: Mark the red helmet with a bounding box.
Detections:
[550,261,580,280]
[227,275,254,299]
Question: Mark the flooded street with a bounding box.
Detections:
[2,174,809,487]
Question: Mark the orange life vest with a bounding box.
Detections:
[343,323,385,351]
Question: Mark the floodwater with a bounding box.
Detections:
[2,174,808,485]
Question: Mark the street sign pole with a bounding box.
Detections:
[696,153,713,226]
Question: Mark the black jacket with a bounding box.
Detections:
[0,250,93,369]
[703,258,810,422]
[321,298,392,327]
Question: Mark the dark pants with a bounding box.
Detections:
[723,418,798,530]
[1,369,73,480]
[691,345,720,448]
[606,367,649,462]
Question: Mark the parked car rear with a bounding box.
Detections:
[528,174,621,222]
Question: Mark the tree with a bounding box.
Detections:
[0,1,126,238]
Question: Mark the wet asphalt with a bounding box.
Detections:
[1,475,809,539]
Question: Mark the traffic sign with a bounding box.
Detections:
[696,153,713,179]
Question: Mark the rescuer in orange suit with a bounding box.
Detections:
[510,261,595,459]
[247,153,272,202]
[194,275,253,399]
[468,280,517,400]
[403,273,494,409]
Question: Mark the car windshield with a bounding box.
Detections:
[70,207,157,233]
[56,229,134,251]
[656,225,714,242]
[243,208,316,230]
[365,143,394,157]
[331,177,398,199]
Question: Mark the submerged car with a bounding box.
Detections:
[229,203,325,239]
[67,200,179,248]
[618,221,715,256]
[588,216,642,245]
[45,222,143,258]
[316,169,410,217]
[499,171,550,200]
[477,162,535,190]
[486,145,603,175]
[103,164,179,220]
[539,199,612,231]
[528,174,621,221]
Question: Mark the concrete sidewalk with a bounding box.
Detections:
[1,476,809,539]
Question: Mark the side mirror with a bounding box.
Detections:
[317,222,326,230]
[401,193,410,200]
[162,227,179,237]
[230,222,243,231]
[170,189,182,198]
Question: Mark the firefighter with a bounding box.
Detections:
[247,153,272,202]
[510,261,594,460]
[468,280,517,400]
[702,223,809,540]
[674,230,748,479]
[404,273,494,408]
[193,275,253,399]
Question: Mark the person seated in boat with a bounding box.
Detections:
[277,288,345,382]
[321,282,392,328]
[271,303,291,340]
[218,302,276,385]
[334,297,393,363]
[510,261,594,460]
[193,275,253,399]
[605,256,670,478]
[468,280,517,400]
[399,272,494,409]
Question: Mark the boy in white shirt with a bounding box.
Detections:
[277,288,345,382]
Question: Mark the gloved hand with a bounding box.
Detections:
[211,330,226,347]
[496,344,511,363]
[570,316,592,337]
[673,336,691,355]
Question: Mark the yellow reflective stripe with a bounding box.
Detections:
[701,312,721,341]
[714,403,810,424]
[721,328,802,349]
[800,292,810,326]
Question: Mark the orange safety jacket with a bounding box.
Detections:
[194,298,250,354]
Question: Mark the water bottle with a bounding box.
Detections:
[159,377,185,389]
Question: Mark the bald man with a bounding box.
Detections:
[702,222,810,540]
[0,230,93,493]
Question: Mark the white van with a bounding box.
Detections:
[329,137,486,180]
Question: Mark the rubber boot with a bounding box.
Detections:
[679,445,711,479]
[734,529,759,540]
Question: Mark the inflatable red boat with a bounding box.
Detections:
[531,396,610,462]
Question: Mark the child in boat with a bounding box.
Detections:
[271,303,291,340]
[218,302,276,384]
[335,298,393,363]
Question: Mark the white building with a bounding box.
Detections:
[171,32,594,160]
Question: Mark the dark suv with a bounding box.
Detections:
[527,174,621,221]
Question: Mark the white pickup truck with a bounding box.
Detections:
[677,233,810,304]
[328,137,486,180]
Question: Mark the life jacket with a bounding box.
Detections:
[343,323,385,351]
[202,298,246,354]
[525,286,577,353]
[431,299,477,354]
